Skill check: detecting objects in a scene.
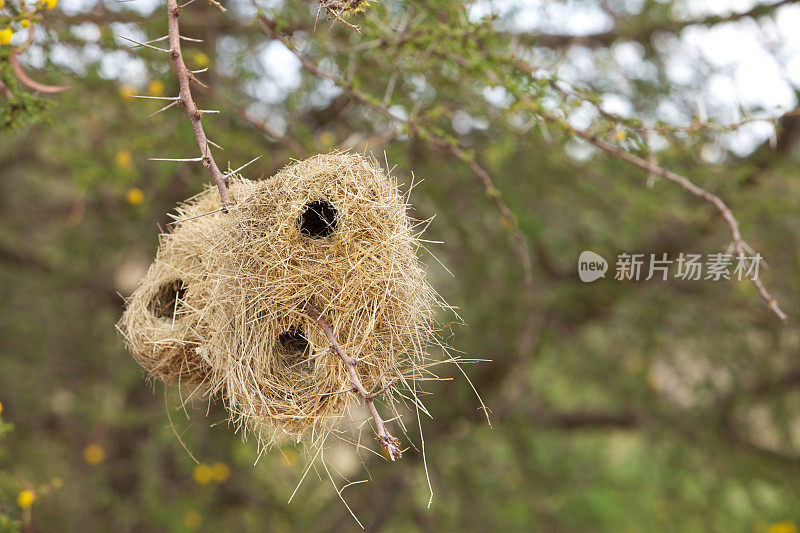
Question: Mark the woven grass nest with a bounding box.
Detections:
[118,152,446,457]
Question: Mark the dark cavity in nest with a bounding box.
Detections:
[149,279,187,319]
[300,200,337,238]
[277,326,311,368]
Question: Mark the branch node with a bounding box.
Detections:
[377,434,402,461]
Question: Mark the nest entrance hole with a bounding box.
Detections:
[278,326,309,354]
[300,200,337,238]
[277,326,311,368]
[149,279,187,319]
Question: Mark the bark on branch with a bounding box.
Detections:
[302,301,403,461]
[165,0,233,206]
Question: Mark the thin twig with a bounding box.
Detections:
[238,109,306,154]
[558,119,787,322]
[494,47,788,320]
[303,301,403,460]
[207,0,227,13]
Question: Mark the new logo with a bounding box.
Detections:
[578,251,608,282]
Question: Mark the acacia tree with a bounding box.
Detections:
[2,0,800,530]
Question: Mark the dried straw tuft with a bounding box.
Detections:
[118,152,445,449]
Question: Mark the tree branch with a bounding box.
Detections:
[165,0,233,206]
[559,120,787,322]
[302,301,403,461]
[481,50,788,323]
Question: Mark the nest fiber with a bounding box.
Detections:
[119,152,441,444]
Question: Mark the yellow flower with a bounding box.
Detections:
[45,0,57,9]
[282,449,298,467]
[83,444,105,465]
[119,84,136,100]
[125,187,144,206]
[0,28,13,46]
[183,510,202,530]
[147,79,165,97]
[193,52,209,69]
[0,400,3,415]
[768,522,798,533]
[0,0,5,10]
[210,462,230,482]
[193,463,212,485]
[317,131,336,149]
[615,130,627,141]
[20,20,30,29]
[17,490,34,509]
[115,149,132,168]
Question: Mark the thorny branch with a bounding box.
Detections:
[562,121,787,322]
[164,0,233,206]
[302,301,403,461]
[259,12,785,321]
[443,43,789,321]
[503,53,787,321]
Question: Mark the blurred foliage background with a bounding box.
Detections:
[2,0,800,530]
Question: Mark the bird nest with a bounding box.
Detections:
[118,152,446,457]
